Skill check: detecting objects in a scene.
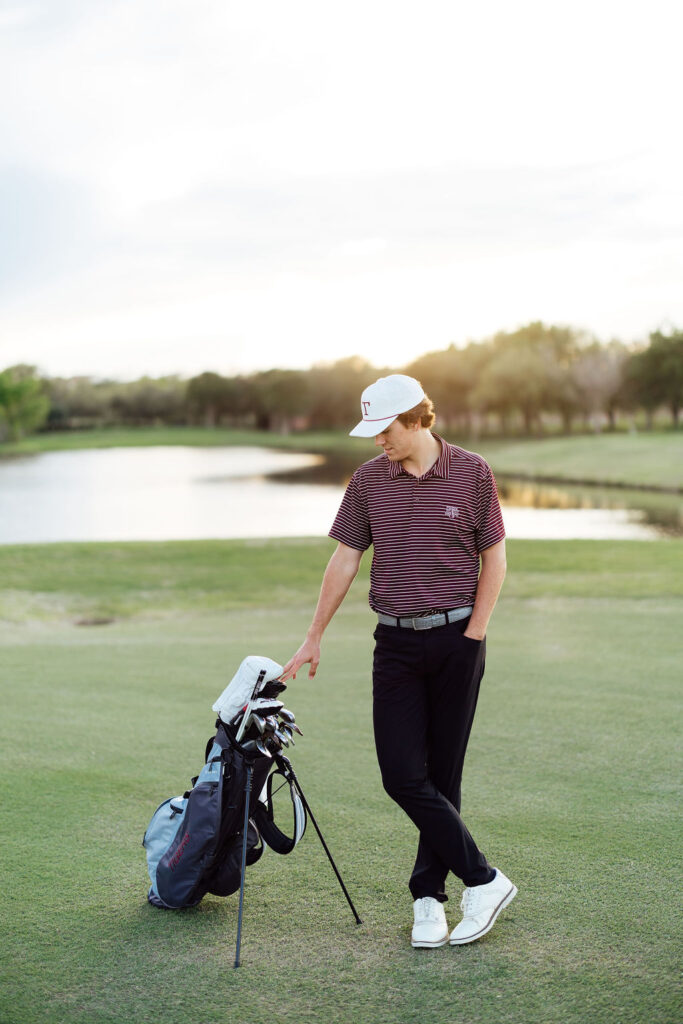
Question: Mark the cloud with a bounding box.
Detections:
[0,166,103,291]
[1,157,666,297]
[0,0,682,378]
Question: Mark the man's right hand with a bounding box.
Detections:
[281,636,321,681]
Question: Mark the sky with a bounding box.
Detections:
[1,0,682,381]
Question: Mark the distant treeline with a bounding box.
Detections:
[1,322,681,442]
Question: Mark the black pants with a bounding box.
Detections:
[372,617,495,902]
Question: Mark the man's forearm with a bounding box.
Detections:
[465,541,507,640]
[281,543,362,680]
[307,547,361,639]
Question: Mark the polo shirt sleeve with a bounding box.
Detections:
[475,462,506,551]
[328,470,372,552]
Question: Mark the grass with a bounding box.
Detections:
[474,433,683,492]
[0,426,360,456]
[1,425,680,491]
[0,539,681,625]
[1,538,681,1024]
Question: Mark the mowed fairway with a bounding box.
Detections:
[1,539,681,1024]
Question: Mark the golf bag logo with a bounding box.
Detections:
[445,505,459,519]
[169,832,191,871]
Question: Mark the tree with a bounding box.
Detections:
[0,365,50,440]
[649,329,682,426]
[472,323,582,434]
[44,376,118,428]
[186,372,240,427]
[248,369,312,432]
[626,328,683,427]
[307,357,378,430]
[109,376,187,426]
[406,342,489,434]
[571,340,630,431]
[474,344,546,434]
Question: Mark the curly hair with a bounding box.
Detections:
[396,394,435,429]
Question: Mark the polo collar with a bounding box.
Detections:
[388,432,451,480]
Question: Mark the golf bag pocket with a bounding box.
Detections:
[143,796,187,901]
[144,771,225,909]
[197,744,222,783]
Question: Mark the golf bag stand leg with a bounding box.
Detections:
[234,759,255,968]
[279,755,362,925]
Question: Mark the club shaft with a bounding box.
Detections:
[234,762,254,968]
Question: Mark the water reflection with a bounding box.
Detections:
[0,447,337,544]
[277,452,682,538]
[0,445,679,543]
[496,477,682,537]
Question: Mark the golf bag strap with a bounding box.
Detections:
[205,735,214,763]
[252,766,306,855]
[246,822,265,867]
[206,721,230,761]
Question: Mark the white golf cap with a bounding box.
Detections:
[349,374,426,437]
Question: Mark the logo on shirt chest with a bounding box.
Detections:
[445,505,459,519]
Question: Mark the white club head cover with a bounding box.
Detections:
[212,655,284,724]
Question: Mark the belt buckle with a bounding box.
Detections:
[412,616,431,630]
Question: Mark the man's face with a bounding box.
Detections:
[374,418,419,460]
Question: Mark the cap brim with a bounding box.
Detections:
[349,415,398,438]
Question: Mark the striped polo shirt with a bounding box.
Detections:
[328,433,505,617]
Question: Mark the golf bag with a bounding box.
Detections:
[143,654,361,966]
[143,718,306,910]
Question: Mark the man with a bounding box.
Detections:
[281,373,516,948]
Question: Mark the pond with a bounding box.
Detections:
[0,446,680,544]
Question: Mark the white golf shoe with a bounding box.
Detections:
[449,869,517,945]
[411,897,449,948]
